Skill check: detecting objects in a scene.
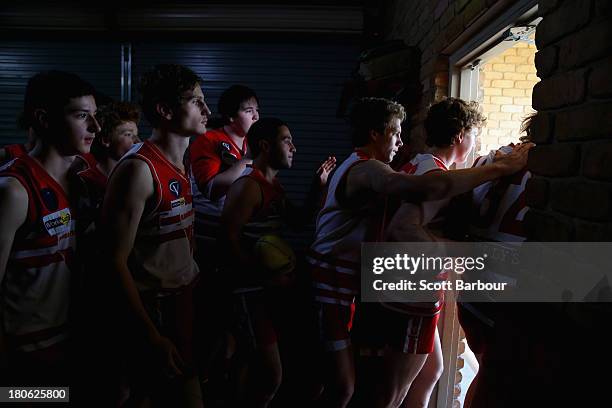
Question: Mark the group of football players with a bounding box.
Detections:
[0,64,535,407]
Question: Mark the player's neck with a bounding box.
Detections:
[253,157,278,182]
[149,129,189,171]
[96,155,117,177]
[429,147,455,168]
[356,144,379,161]
[28,141,74,191]
[223,124,246,147]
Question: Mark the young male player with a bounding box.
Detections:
[0,71,100,385]
[99,64,210,406]
[188,84,260,388]
[220,118,335,407]
[308,97,532,408]
[76,100,140,232]
[380,98,486,408]
[190,84,260,257]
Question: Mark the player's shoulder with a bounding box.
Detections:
[0,173,29,205]
[111,155,153,186]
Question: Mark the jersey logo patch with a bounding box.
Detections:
[40,188,58,211]
[171,197,186,208]
[221,142,231,151]
[169,179,181,198]
[43,208,72,236]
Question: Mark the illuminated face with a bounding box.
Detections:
[271,125,296,169]
[175,84,211,137]
[376,117,403,163]
[58,95,100,155]
[109,121,138,160]
[231,97,259,136]
[455,127,478,163]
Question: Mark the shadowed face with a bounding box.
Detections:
[174,84,211,137]
[56,95,101,155]
[231,97,259,136]
[271,125,296,169]
[375,116,403,163]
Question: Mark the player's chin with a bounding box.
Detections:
[77,142,92,155]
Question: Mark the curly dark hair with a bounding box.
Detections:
[139,64,202,127]
[218,85,259,125]
[424,97,486,147]
[520,112,536,143]
[350,97,406,147]
[91,101,141,157]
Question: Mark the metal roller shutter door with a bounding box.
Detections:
[130,41,360,204]
[0,41,121,146]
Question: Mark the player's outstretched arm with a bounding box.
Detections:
[350,143,532,202]
[220,177,262,276]
[0,177,28,366]
[100,159,184,376]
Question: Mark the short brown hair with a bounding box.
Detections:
[350,97,406,147]
[424,97,486,147]
[139,64,202,128]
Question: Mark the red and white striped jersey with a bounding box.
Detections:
[0,155,75,352]
[309,151,385,306]
[119,141,199,291]
[470,146,530,242]
[238,166,285,242]
[400,153,448,175]
[380,153,448,316]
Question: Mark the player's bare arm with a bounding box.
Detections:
[220,176,262,272]
[208,157,253,201]
[100,158,184,375]
[347,143,532,202]
[0,177,28,363]
[386,201,448,243]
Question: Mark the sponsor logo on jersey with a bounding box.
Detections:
[43,208,72,236]
[221,142,231,151]
[171,197,186,208]
[169,179,181,198]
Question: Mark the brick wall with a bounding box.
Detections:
[525,0,612,241]
[385,0,612,241]
[385,0,506,152]
[479,40,538,154]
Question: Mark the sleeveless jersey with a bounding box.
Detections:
[460,146,529,330]
[77,164,108,225]
[0,155,75,352]
[381,153,448,316]
[470,146,530,242]
[119,141,199,291]
[229,166,286,291]
[309,151,385,307]
[75,152,98,170]
[189,128,248,269]
[2,144,28,163]
[238,166,285,242]
[400,153,448,175]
